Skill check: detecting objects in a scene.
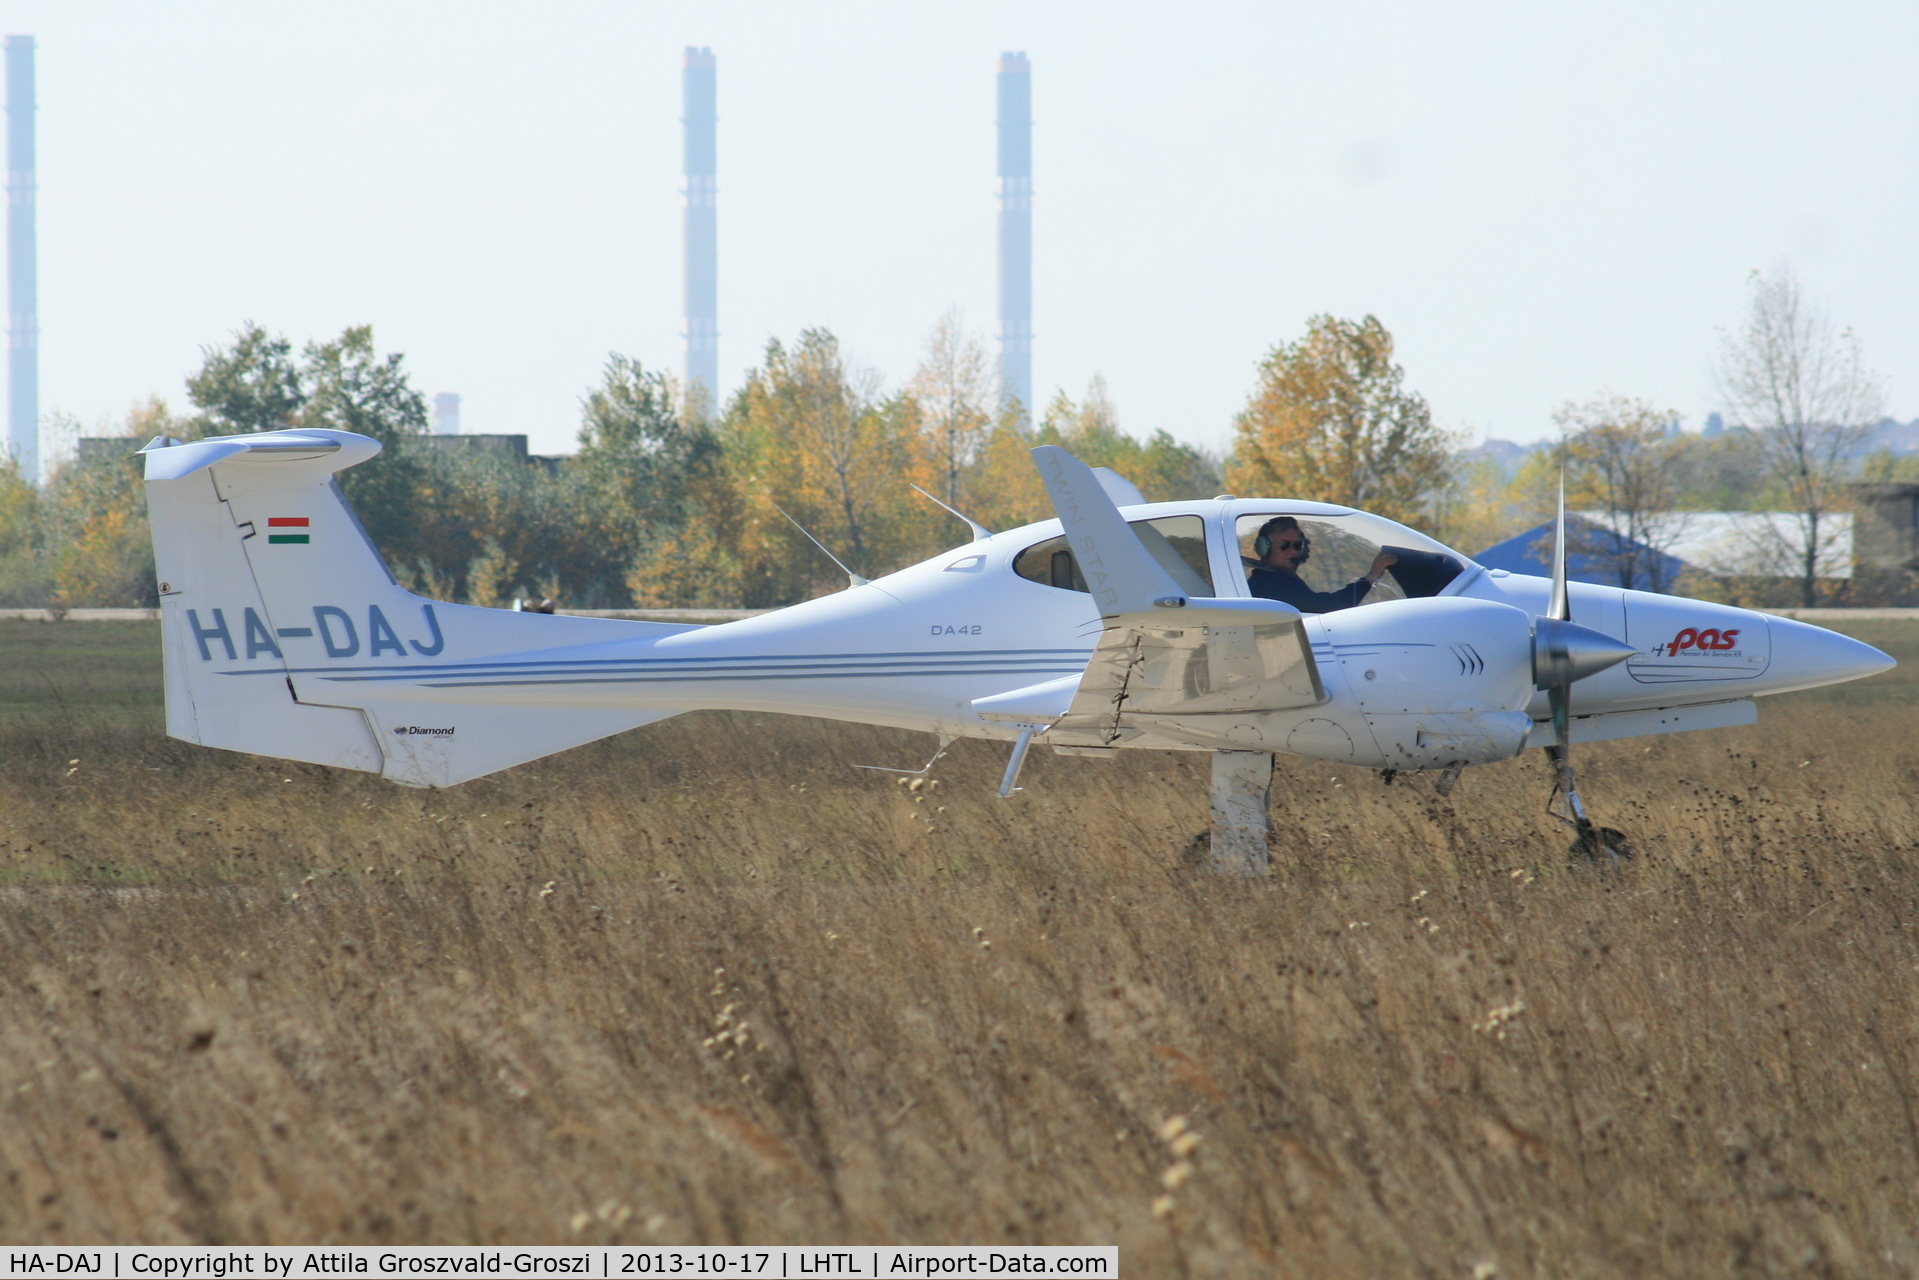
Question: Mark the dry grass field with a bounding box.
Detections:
[3,617,1918,1276]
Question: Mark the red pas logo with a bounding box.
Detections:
[1655,626,1741,657]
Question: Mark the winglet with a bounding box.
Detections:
[1032,445,1185,617]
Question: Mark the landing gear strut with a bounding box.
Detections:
[1544,744,1631,868]
[1202,750,1273,876]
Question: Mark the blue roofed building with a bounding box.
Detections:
[1472,515,1688,592]
[1473,511,1854,595]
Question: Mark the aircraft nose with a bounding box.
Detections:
[1767,616,1895,692]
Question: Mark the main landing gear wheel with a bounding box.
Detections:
[1568,825,1633,868]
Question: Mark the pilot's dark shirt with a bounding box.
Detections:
[1247,567,1375,613]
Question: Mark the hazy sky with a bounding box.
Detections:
[8,1,1917,461]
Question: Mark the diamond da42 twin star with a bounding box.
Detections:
[138,429,1892,868]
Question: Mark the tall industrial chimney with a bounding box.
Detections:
[5,35,36,482]
[996,51,1032,420]
[681,47,718,418]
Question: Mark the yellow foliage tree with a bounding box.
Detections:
[1227,315,1453,525]
[962,379,1221,535]
[721,331,940,605]
[41,398,175,608]
[0,454,49,605]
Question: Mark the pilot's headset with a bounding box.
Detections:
[1254,518,1310,563]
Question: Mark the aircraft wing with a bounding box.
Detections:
[971,448,1327,748]
[1050,616,1324,745]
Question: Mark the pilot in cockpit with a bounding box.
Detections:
[1246,516,1398,613]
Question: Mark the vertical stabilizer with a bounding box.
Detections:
[143,429,690,786]
[147,462,386,772]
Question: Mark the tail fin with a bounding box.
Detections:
[143,429,687,787]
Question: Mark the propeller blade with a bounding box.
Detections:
[1536,473,1626,861]
[1548,471,1571,623]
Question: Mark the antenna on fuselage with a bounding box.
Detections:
[772,504,869,588]
[909,484,993,542]
[853,734,956,776]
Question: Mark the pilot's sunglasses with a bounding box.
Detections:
[1270,538,1308,551]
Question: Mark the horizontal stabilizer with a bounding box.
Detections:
[972,674,1079,724]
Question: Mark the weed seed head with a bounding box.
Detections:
[1475,1000,1528,1040]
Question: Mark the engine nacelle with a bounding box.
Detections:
[1309,596,1538,769]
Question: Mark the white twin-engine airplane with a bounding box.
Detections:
[140,429,1891,869]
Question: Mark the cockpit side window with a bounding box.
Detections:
[1014,515,1214,596]
[1235,513,1465,612]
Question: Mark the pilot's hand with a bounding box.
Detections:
[1366,551,1399,582]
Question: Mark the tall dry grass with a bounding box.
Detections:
[2,621,1918,1275]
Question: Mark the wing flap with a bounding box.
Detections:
[1050,620,1325,745]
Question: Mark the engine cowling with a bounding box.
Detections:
[1311,596,1538,769]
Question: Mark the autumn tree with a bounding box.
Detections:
[720,331,934,605]
[33,397,182,607]
[1427,452,1532,560]
[1551,393,1689,593]
[907,311,995,509]
[1716,266,1884,606]
[949,378,1220,534]
[0,451,47,605]
[1227,315,1453,525]
[1658,428,1770,512]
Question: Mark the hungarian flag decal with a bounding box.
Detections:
[266,517,310,545]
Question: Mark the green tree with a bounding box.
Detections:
[301,326,431,562]
[1660,429,1771,512]
[572,355,733,607]
[186,323,432,569]
[185,322,306,436]
[957,380,1219,534]
[1227,315,1453,525]
[576,357,725,530]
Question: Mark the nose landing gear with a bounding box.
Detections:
[1544,743,1632,869]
